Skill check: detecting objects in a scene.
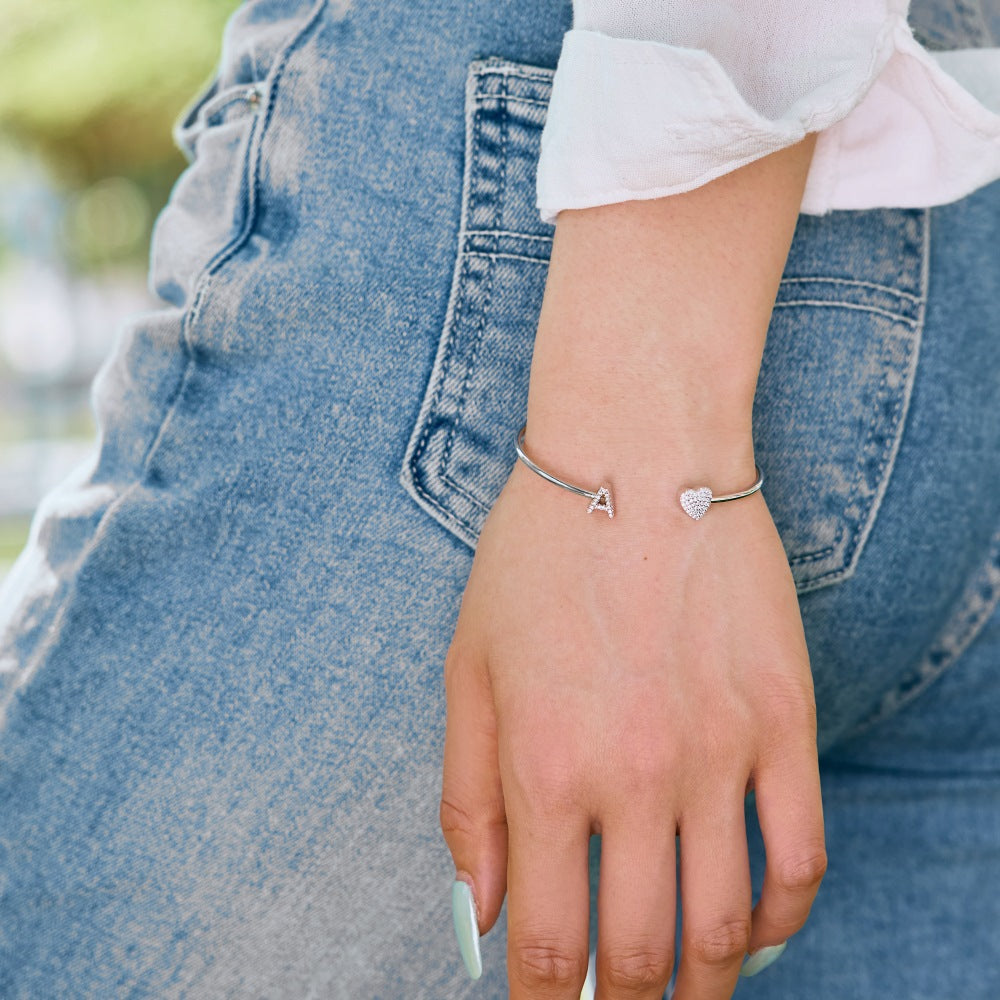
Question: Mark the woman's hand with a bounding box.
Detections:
[440,449,826,999]
[440,128,821,997]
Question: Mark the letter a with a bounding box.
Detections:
[587,487,614,518]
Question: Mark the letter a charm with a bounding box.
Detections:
[588,487,614,518]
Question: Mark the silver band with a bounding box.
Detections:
[515,426,614,517]
[703,469,764,504]
[514,425,763,521]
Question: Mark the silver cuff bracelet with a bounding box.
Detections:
[514,425,763,521]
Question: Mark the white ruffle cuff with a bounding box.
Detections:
[536,10,1000,223]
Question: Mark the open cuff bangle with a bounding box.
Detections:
[514,425,762,521]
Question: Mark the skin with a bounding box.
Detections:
[441,132,826,1000]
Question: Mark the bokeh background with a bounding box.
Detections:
[0,0,239,586]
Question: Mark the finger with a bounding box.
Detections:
[440,636,508,959]
[595,812,677,999]
[503,755,591,1000]
[673,791,752,999]
[748,737,826,955]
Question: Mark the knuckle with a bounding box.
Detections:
[762,684,817,735]
[616,742,676,794]
[439,796,475,840]
[775,847,828,893]
[511,939,588,992]
[507,750,581,814]
[529,762,579,805]
[438,795,504,842]
[688,916,752,967]
[602,945,675,993]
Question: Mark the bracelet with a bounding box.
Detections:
[514,425,763,521]
[515,425,615,516]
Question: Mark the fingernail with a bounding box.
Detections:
[579,949,597,1000]
[740,941,787,977]
[451,879,483,980]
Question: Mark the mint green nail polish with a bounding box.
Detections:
[579,949,597,1000]
[740,941,787,977]
[451,880,483,980]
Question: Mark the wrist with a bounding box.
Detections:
[524,342,758,496]
[514,415,758,527]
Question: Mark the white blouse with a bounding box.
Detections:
[535,1,1000,224]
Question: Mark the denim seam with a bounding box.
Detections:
[790,209,930,593]
[769,211,928,591]
[421,65,549,520]
[795,316,916,591]
[476,93,552,112]
[433,65,519,527]
[840,208,930,578]
[464,228,552,242]
[474,64,555,86]
[464,249,550,266]
[407,64,549,539]
[436,91,503,505]
[849,524,1000,736]
[779,275,923,304]
[400,63,494,549]
[844,341,900,564]
[435,67,552,523]
[142,0,330,476]
[422,79,489,497]
[771,300,919,328]
[0,1,333,725]
[788,524,843,567]
[192,1,332,304]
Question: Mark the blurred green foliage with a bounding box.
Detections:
[0,0,239,185]
[0,516,33,564]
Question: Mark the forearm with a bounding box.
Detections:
[525,133,818,516]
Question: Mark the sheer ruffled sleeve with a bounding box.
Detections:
[536,1,1000,223]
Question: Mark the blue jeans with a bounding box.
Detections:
[0,1,998,996]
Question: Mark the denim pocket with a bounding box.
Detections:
[399,57,555,549]
[755,209,928,592]
[399,56,929,596]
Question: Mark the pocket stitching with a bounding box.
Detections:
[437,82,507,496]
[845,525,1000,738]
[788,304,919,590]
[141,0,330,476]
[437,258,497,516]
[408,253,478,533]
[758,209,929,590]
[401,57,930,585]
[772,299,920,328]
[778,275,923,304]
[788,524,843,567]
[792,209,929,591]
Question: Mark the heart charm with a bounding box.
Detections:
[679,486,713,520]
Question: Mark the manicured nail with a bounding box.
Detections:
[740,941,787,977]
[451,879,483,980]
[579,949,597,1000]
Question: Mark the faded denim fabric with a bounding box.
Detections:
[0,0,998,997]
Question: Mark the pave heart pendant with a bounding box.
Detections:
[679,486,713,520]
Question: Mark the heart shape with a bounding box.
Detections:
[679,486,713,520]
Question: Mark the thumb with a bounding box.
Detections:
[440,633,508,979]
